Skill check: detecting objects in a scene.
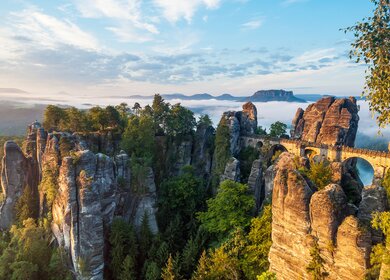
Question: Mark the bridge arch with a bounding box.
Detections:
[342,157,375,187]
[304,148,321,162]
[267,144,287,165]
[256,141,264,149]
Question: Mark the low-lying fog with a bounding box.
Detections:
[0,96,388,186]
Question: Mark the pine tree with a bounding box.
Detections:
[161,254,178,280]
[191,251,210,280]
[119,255,136,280]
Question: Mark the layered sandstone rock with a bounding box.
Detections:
[291,97,359,147]
[333,216,371,280]
[219,102,258,157]
[0,141,29,229]
[241,102,258,135]
[358,185,388,243]
[52,151,117,280]
[171,140,193,176]
[192,124,215,180]
[247,159,264,210]
[133,167,159,234]
[221,157,240,182]
[269,153,372,280]
[269,153,314,279]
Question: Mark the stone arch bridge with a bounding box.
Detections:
[241,135,390,180]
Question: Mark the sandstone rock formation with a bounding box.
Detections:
[269,153,372,280]
[241,102,258,135]
[0,121,163,278]
[333,216,371,280]
[52,151,117,280]
[171,140,193,176]
[219,102,258,157]
[221,157,240,182]
[133,167,159,234]
[291,96,359,147]
[269,153,314,279]
[247,159,263,211]
[0,141,30,229]
[192,124,215,180]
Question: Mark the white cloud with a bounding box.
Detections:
[8,9,99,51]
[105,26,154,43]
[74,0,159,41]
[295,48,336,63]
[153,0,221,23]
[241,19,263,30]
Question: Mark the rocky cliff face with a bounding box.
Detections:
[220,102,258,158]
[0,122,160,279]
[52,151,117,280]
[192,124,215,180]
[0,118,218,278]
[269,153,373,280]
[0,141,31,229]
[291,96,359,147]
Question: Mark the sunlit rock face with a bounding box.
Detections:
[241,101,258,135]
[52,151,117,280]
[269,153,314,280]
[269,153,371,280]
[291,96,359,147]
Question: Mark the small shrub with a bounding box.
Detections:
[301,160,332,190]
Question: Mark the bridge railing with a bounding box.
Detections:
[241,134,390,158]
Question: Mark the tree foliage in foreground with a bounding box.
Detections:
[301,160,333,191]
[192,204,273,280]
[0,219,70,280]
[346,0,390,128]
[197,180,255,242]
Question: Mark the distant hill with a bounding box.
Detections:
[245,90,306,103]
[127,90,306,103]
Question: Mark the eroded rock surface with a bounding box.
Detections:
[52,151,117,280]
[0,141,30,229]
[133,167,158,234]
[247,159,263,210]
[192,124,215,180]
[269,153,314,279]
[269,153,372,280]
[221,157,240,182]
[291,96,359,147]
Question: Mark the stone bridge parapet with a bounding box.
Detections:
[241,135,390,180]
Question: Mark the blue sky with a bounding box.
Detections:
[0,0,374,98]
